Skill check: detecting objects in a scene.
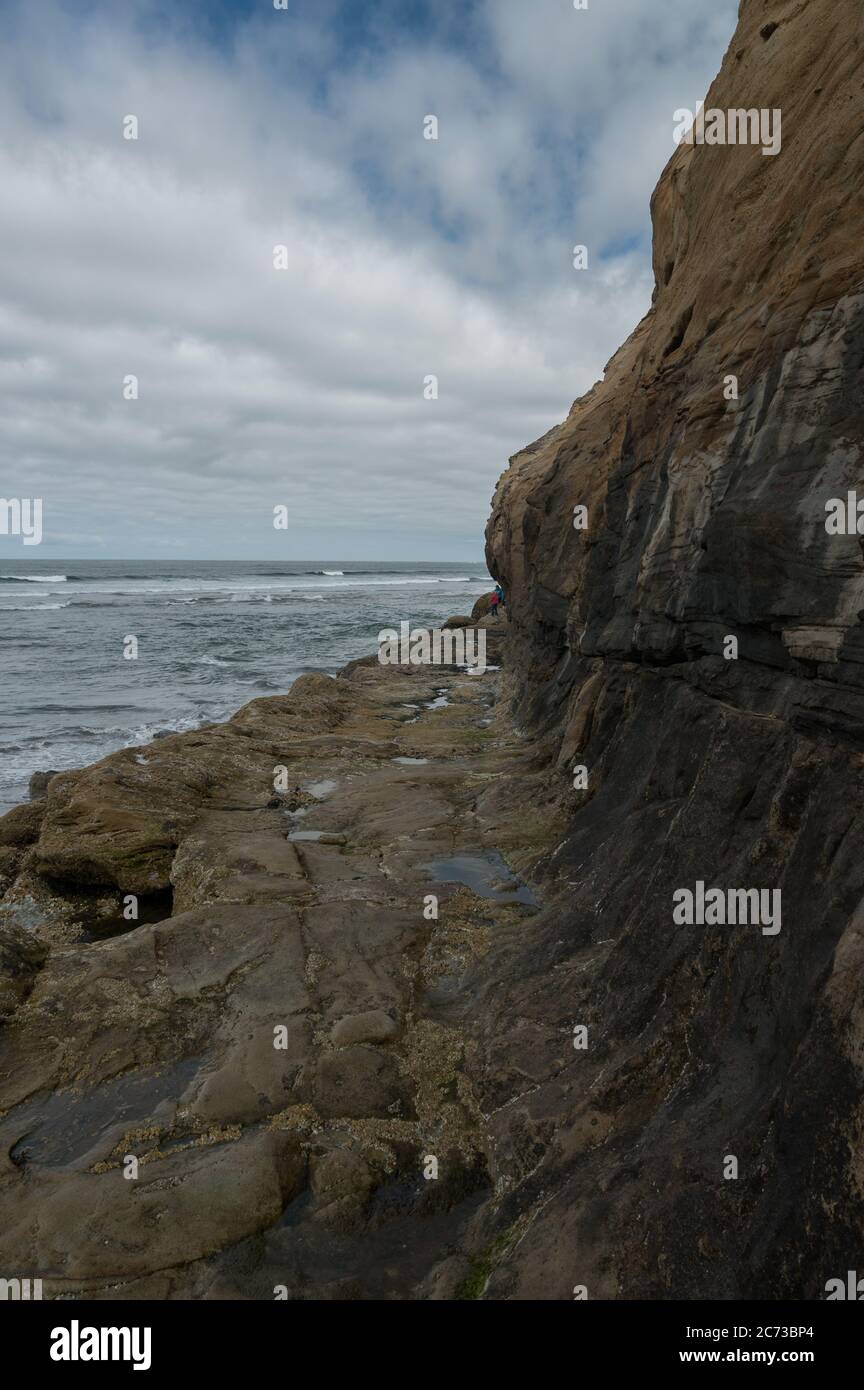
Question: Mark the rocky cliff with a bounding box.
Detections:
[478,0,864,1297]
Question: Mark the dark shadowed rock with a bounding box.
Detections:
[0,921,48,1021]
[0,801,44,848]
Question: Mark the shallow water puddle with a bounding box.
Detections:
[6,1058,201,1169]
[424,851,540,906]
[306,779,338,799]
[286,829,347,845]
[0,896,48,932]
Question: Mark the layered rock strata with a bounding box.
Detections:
[479,0,864,1298]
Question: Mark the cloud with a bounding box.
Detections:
[0,0,738,560]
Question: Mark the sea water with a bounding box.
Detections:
[0,559,490,812]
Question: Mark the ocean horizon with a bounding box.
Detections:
[0,558,492,812]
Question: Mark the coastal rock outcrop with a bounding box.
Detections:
[0,0,860,1302]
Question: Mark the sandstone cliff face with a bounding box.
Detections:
[478,0,864,1296]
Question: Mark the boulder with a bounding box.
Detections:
[0,801,44,848]
[331,1010,399,1047]
[29,770,61,800]
[310,1046,406,1120]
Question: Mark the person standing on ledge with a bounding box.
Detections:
[493,582,506,618]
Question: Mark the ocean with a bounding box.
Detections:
[0,560,492,813]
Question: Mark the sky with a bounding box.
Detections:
[0,0,738,561]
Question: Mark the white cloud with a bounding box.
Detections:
[0,0,738,559]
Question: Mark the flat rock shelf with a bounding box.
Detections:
[0,623,563,1300]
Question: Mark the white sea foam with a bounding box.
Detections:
[0,601,68,611]
[0,574,67,583]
